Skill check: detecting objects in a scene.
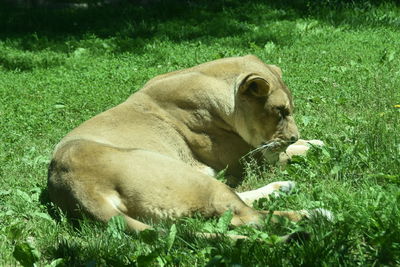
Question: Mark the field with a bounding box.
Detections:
[1,0,399,266]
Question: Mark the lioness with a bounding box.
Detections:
[48,55,329,239]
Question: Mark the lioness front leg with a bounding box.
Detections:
[236,181,296,206]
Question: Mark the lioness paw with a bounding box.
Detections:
[268,181,296,194]
[303,208,334,222]
[236,181,295,206]
[279,139,325,166]
[306,140,325,147]
[254,180,296,198]
[293,139,325,147]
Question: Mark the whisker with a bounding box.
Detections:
[243,143,275,158]
[242,140,292,160]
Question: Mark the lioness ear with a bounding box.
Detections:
[269,64,282,78]
[239,75,270,98]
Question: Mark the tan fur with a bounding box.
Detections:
[47,55,327,234]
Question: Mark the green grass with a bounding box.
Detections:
[1,0,399,266]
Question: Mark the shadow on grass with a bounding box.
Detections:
[1,0,287,38]
[48,237,135,266]
[1,0,398,53]
[1,0,398,71]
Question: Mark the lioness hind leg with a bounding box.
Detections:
[48,141,153,233]
[48,176,151,232]
[86,194,152,232]
[231,208,334,229]
[201,209,313,242]
[264,209,334,223]
[236,181,296,206]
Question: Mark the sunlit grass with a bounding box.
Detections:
[0,0,399,265]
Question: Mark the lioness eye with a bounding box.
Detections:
[277,106,290,118]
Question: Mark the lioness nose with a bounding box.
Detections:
[289,135,298,144]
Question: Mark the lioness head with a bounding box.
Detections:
[233,59,299,163]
